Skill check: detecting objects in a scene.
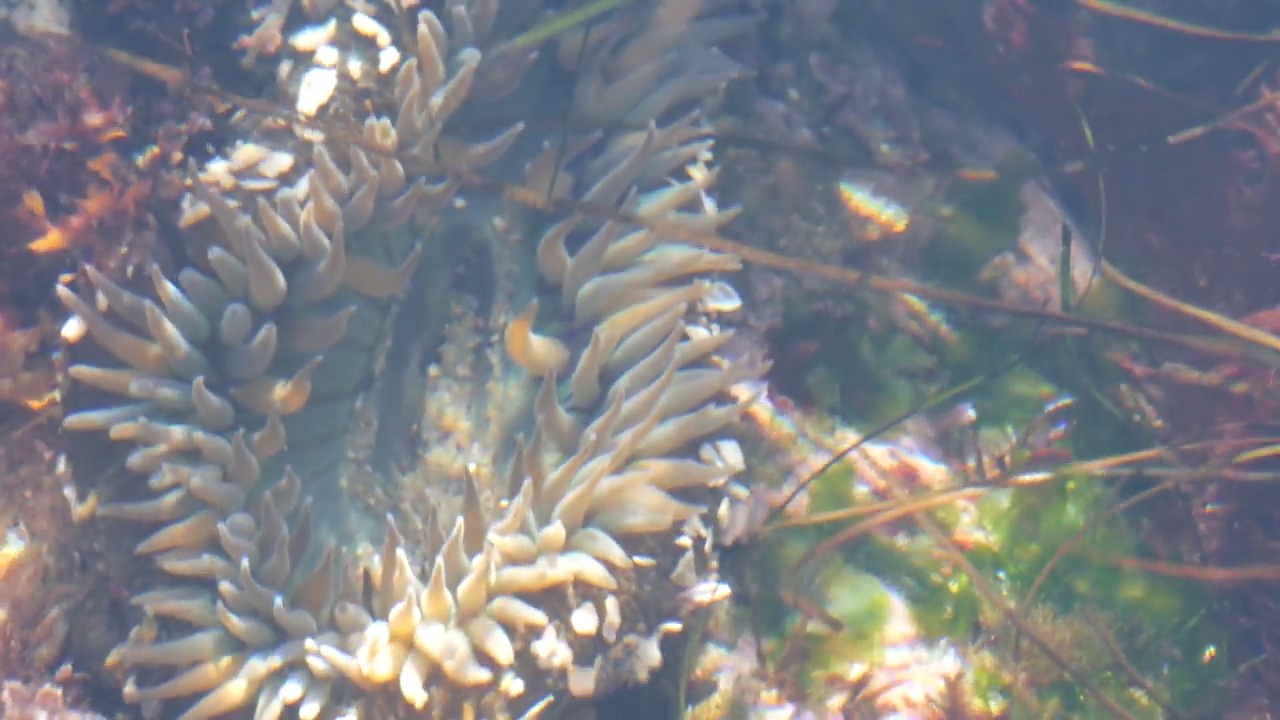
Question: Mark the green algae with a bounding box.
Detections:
[729,310,1232,716]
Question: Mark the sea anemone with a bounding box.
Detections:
[57,1,759,717]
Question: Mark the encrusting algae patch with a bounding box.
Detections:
[53,1,762,717]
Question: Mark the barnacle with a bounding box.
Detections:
[58,1,758,718]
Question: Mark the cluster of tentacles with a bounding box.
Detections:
[57,1,759,718]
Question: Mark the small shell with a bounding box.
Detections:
[346,57,365,82]
[237,177,282,193]
[198,158,236,190]
[60,314,87,343]
[683,581,732,608]
[569,603,599,637]
[288,18,337,52]
[378,46,402,75]
[499,672,525,699]
[601,595,622,643]
[700,280,742,313]
[313,45,340,68]
[529,626,559,662]
[699,438,745,476]
[276,58,295,87]
[227,143,271,173]
[255,151,296,179]
[351,12,392,48]
[296,67,338,117]
[567,661,599,698]
[178,198,212,229]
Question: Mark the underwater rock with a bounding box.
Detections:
[1,679,103,720]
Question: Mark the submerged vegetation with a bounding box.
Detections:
[2,1,1280,718]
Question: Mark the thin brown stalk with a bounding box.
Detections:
[1083,609,1186,720]
[768,487,987,533]
[1087,554,1280,583]
[790,489,989,571]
